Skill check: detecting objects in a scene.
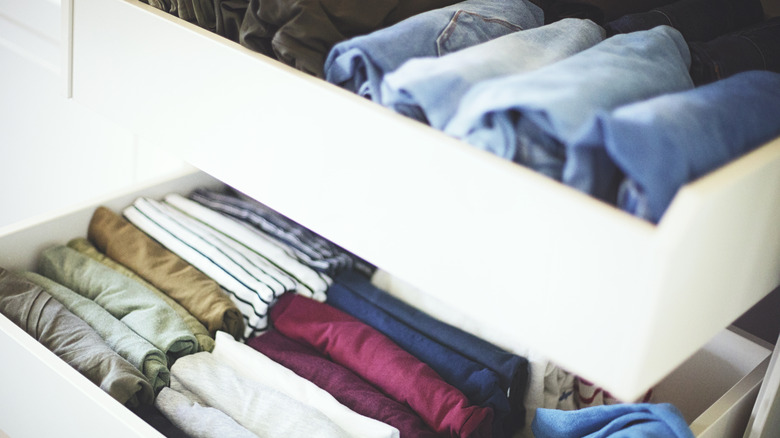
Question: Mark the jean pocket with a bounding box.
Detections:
[435,10,523,56]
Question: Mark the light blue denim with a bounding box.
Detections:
[444,25,694,181]
[533,403,694,438]
[380,18,605,129]
[567,70,780,223]
[323,0,543,102]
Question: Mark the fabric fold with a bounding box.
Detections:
[87,206,245,340]
[188,187,355,275]
[38,245,199,363]
[18,271,170,395]
[68,237,214,353]
[270,292,494,438]
[324,0,543,101]
[213,331,400,438]
[123,196,298,338]
[444,25,693,183]
[155,386,260,438]
[333,271,530,433]
[0,268,154,407]
[164,193,331,300]
[531,403,694,438]
[170,352,351,437]
[326,277,512,437]
[380,18,604,129]
[567,70,780,223]
[248,329,441,438]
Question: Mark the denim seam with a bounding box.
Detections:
[652,9,674,28]
[436,10,524,56]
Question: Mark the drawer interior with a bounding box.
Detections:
[0,170,775,438]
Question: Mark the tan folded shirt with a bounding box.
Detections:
[88,206,245,340]
[67,237,215,353]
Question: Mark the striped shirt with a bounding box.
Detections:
[125,197,292,338]
[189,187,356,274]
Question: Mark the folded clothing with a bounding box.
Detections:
[88,206,245,340]
[567,70,780,223]
[18,271,170,395]
[0,268,154,407]
[324,0,543,101]
[248,329,440,438]
[38,245,199,363]
[532,403,694,438]
[270,292,495,438]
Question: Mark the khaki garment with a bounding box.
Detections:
[88,206,245,340]
[68,237,215,353]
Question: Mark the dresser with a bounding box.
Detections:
[1,0,779,436]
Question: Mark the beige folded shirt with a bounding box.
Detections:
[87,206,245,340]
[68,237,215,353]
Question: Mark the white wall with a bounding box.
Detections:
[0,0,187,228]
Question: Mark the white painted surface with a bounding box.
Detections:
[0,0,186,229]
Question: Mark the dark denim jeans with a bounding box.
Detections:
[528,0,676,25]
[689,17,780,86]
[604,0,765,41]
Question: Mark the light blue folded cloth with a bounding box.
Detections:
[567,70,780,223]
[444,25,693,182]
[532,403,694,438]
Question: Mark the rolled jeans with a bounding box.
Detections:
[444,25,693,182]
[380,18,605,129]
[323,0,543,101]
[567,71,780,223]
[689,17,780,86]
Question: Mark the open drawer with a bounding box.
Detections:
[0,170,774,437]
[65,0,780,401]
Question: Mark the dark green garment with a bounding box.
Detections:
[215,0,249,42]
[87,206,245,341]
[140,0,217,31]
[0,268,154,407]
[38,245,199,364]
[67,237,215,353]
[18,271,171,395]
[239,0,462,77]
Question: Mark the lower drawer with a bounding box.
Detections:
[0,170,773,437]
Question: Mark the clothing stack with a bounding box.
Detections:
[321,0,780,223]
[0,184,697,437]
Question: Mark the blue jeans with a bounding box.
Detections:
[380,18,605,129]
[533,403,694,438]
[326,277,514,438]
[330,271,530,436]
[604,0,764,41]
[568,70,780,223]
[444,25,693,182]
[689,17,780,86]
[323,0,543,102]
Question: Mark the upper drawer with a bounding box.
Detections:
[67,0,780,401]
